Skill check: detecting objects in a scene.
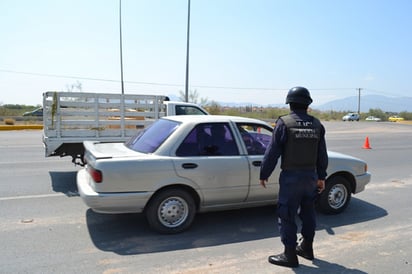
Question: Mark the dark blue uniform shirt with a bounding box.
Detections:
[259,110,328,180]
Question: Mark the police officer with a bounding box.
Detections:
[259,87,328,268]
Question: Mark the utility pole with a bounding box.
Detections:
[119,0,125,136]
[357,88,362,114]
[184,0,191,102]
[119,0,125,95]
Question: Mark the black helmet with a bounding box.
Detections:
[285,86,313,105]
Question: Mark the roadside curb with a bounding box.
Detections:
[0,125,43,130]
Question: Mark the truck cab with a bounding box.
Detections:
[165,101,209,116]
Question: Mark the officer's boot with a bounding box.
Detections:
[268,247,299,268]
[296,238,314,260]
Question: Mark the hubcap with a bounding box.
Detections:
[158,196,189,228]
[327,184,347,210]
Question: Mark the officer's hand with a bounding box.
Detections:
[260,179,267,188]
[317,180,325,193]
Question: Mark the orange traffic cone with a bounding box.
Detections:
[362,136,371,149]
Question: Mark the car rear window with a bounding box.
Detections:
[125,119,180,153]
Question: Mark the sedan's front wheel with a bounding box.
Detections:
[145,189,196,234]
[317,176,351,214]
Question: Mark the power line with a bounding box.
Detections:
[0,69,398,94]
[0,69,182,87]
[0,69,119,83]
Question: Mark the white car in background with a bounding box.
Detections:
[365,116,382,122]
[342,113,360,121]
[77,115,371,233]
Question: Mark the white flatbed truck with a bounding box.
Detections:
[42,91,208,165]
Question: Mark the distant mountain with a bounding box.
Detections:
[167,93,412,113]
[215,101,285,108]
[314,95,412,113]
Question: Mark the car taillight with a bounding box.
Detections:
[88,166,102,183]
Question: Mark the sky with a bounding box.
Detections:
[1,0,411,107]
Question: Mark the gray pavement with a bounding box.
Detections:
[0,122,411,273]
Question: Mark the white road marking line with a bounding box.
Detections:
[0,193,66,201]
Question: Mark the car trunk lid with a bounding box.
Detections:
[83,141,145,160]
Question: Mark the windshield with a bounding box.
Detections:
[125,119,180,153]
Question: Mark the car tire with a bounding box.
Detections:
[317,176,351,214]
[145,188,196,234]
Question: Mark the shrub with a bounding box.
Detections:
[4,118,15,125]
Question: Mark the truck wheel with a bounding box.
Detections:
[145,189,196,234]
[317,176,351,214]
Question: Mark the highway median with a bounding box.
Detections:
[0,124,43,130]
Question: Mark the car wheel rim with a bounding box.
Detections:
[158,196,189,228]
[327,184,348,210]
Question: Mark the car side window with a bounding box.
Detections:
[236,123,272,155]
[175,127,198,156]
[176,123,239,156]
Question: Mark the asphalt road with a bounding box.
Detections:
[0,121,411,274]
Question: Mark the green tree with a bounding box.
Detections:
[399,111,412,120]
[367,108,386,120]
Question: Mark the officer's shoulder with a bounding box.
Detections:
[277,115,297,128]
[309,115,322,125]
[276,115,286,123]
[278,114,293,122]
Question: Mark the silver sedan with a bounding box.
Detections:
[77,115,371,233]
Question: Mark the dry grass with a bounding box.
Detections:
[397,120,412,125]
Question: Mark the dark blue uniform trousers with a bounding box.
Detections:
[277,170,318,248]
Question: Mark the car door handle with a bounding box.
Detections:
[252,161,261,167]
[182,163,198,169]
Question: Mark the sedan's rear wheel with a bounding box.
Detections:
[317,176,351,214]
[145,189,196,234]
